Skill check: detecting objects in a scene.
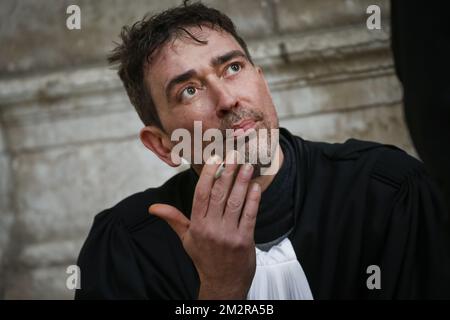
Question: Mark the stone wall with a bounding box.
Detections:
[0,0,413,299]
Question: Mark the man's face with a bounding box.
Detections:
[146,26,279,167]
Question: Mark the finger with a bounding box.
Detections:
[238,183,261,238]
[223,163,254,227]
[207,151,240,221]
[149,204,190,240]
[191,155,223,222]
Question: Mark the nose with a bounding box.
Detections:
[209,80,239,118]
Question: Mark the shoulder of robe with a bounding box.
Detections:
[370,145,425,189]
[303,137,425,188]
[92,168,196,234]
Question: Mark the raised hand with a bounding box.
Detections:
[149,152,261,299]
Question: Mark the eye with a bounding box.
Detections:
[226,63,241,76]
[180,86,197,100]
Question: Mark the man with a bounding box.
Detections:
[75,2,450,299]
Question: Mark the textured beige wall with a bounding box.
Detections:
[0,0,413,299]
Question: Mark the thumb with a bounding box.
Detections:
[149,203,190,240]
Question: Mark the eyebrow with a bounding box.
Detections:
[165,50,248,101]
[165,69,197,101]
[211,50,248,67]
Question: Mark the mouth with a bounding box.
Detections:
[231,119,258,136]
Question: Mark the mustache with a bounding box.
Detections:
[219,109,264,132]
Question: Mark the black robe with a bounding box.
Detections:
[75,128,450,299]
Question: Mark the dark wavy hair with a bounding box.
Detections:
[108,0,253,131]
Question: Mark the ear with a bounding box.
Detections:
[256,65,271,92]
[140,126,178,167]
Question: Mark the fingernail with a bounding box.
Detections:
[243,163,253,175]
[214,162,225,179]
[207,154,222,165]
[252,183,260,192]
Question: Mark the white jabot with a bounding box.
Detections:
[247,237,313,300]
